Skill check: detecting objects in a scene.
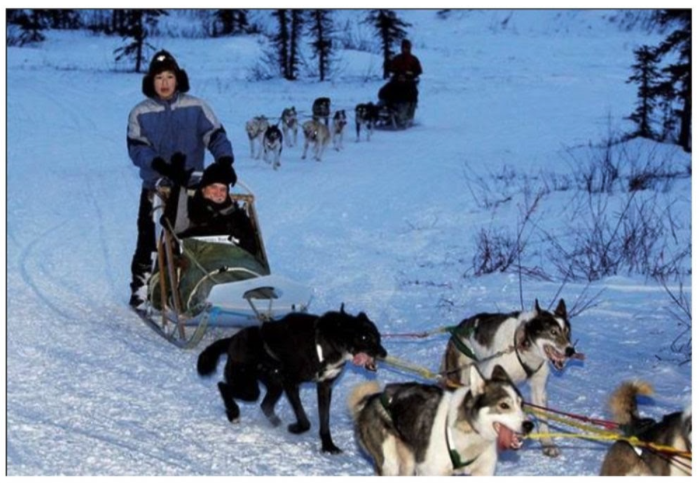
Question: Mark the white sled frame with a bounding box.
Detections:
[140,177,312,348]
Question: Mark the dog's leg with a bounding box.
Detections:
[301,139,309,160]
[256,137,263,160]
[356,122,361,142]
[530,366,559,457]
[315,141,325,162]
[248,137,255,158]
[260,382,283,427]
[283,383,311,435]
[274,147,281,170]
[317,380,341,453]
[217,382,241,423]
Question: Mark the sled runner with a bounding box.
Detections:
[137,176,313,348]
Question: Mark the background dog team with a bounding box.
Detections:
[245,97,382,169]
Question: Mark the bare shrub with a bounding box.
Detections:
[659,277,692,365]
[470,189,544,277]
[462,162,516,210]
[471,227,517,276]
[546,189,689,282]
[566,138,621,194]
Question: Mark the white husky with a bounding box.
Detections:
[441,299,581,457]
[245,115,269,159]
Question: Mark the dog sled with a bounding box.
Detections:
[376,76,419,130]
[137,175,313,348]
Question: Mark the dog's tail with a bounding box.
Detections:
[608,380,654,425]
[197,337,233,376]
[347,381,382,420]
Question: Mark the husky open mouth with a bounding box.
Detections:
[353,352,378,371]
[494,422,524,451]
[544,344,568,370]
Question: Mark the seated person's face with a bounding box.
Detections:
[202,183,228,205]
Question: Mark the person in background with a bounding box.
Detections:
[378,39,423,123]
[388,38,423,82]
[127,49,235,310]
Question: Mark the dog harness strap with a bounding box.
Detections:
[447,326,478,361]
[315,343,324,364]
[514,333,543,377]
[445,425,478,471]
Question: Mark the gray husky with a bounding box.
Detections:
[280,107,298,147]
[441,299,580,456]
[348,365,533,476]
[600,381,692,476]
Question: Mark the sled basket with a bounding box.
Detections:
[138,175,313,348]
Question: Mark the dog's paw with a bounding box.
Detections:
[321,443,342,454]
[542,444,560,457]
[266,414,281,427]
[288,422,311,434]
[225,408,240,423]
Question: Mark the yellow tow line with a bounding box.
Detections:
[380,355,691,461]
[526,406,692,460]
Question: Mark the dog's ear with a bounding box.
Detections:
[491,365,512,384]
[555,299,567,318]
[340,303,346,314]
[468,365,486,396]
[533,299,541,314]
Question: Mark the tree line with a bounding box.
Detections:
[8,9,690,152]
[6,9,411,82]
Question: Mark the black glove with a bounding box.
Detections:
[151,157,170,177]
[222,163,237,187]
[216,155,234,167]
[169,152,193,186]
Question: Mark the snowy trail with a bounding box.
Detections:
[7,11,690,476]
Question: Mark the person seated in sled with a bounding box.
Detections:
[154,156,269,313]
[378,39,423,109]
[162,155,256,253]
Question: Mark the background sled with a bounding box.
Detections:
[137,177,312,348]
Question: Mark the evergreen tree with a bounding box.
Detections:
[308,9,334,81]
[271,9,291,79]
[656,83,678,142]
[655,9,691,152]
[212,9,249,37]
[363,10,411,79]
[626,45,661,139]
[9,9,49,46]
[270,9,303,80]
[288,10,304,81]
[46,9,81,29]
[113,10,168,73]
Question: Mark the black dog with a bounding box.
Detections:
[197,306,387,453]
[312,96,331,126]
[355,102,378,142]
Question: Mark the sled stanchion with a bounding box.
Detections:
[163,229,186,341]
[157,237,170,331]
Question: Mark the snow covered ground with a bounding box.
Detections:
[5,9,692,477]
